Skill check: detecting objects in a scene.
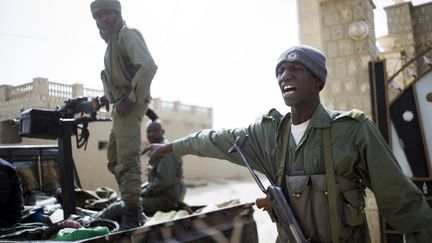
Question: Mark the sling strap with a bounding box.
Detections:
[277,119,291,186]
[278,118,340,242]
[322,127,340,243]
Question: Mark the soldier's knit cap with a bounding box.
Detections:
[90,0,121,17]
[276,45,327,89]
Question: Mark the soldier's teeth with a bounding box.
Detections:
[283,85,294,91]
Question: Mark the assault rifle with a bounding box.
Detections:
[228,136,307,243]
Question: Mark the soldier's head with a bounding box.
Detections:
[90,0,122,31]
[275,45,327,107]
[146,120,165,144]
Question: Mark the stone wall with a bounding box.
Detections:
[412,2,432,47]
[383,1,432,90]
[411,2,432,74]
[319,0,377,116]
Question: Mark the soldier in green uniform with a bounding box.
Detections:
[95,120,185,221]
[141,120,186,215]
[143,45,432,242]
[90,0,157,229]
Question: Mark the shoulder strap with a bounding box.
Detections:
[277,119,291,186]
[322,127,340,243]
[117,27,140,81]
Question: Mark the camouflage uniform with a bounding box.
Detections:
[141,138,185,215]
[171,104,432,242]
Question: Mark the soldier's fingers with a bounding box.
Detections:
[141,146,152,155]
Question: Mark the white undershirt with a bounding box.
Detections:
[291,119,310,145]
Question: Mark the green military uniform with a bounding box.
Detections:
[95,138,184,220]
[141,138,185,215]
[103,24,157,209]
[172,104,432,242]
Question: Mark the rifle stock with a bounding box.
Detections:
[228,136,307,243]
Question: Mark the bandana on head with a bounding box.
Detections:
[90,0,124,43]
[90,0,130,95]
[90,0,121,17]
[276,45,327,90]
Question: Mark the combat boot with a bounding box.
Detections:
[120,206,146,230]
[94,200,125,221]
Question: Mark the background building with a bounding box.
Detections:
[0,77,251,191]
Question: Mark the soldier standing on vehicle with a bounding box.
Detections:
[94,120,186,221]
[90,0,157,229]
[143,45,432,242]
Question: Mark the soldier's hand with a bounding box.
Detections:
[99,96,110,112]
[116,98,134,117]
[141,143,173,165]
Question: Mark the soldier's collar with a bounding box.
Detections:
[308,104,332,128]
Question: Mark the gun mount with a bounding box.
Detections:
[19,96,105,140]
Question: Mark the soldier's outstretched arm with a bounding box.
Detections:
[141,143,173,165]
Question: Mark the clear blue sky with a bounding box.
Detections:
[0,0,430,128]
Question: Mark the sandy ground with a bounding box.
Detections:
[183,176,278,243]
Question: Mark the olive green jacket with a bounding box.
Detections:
[172,104,432,242]
[142,139,185,202]
[103,26,157,106]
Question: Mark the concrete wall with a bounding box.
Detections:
[385,1,432,80]
[297,0,377,116]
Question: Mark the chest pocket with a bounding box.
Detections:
[284,174,365,242]
[121,54,138,81]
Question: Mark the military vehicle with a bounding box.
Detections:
[0,97,259,242]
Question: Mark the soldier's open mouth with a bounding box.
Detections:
[282,84,296,95]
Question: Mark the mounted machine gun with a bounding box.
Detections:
[18,96,109,218]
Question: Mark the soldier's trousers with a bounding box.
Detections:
[107,103,147,209]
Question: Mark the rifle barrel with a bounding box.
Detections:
[228,136,267,193]
[228,136,308,243]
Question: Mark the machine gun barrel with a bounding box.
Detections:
[17,96,109,219]
[19,96,104,139]
[228,136,307,243]
[57,96,103,118]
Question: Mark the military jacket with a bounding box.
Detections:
[143,139,185,202]
[172,104,432,242]
[103,26,157,105]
